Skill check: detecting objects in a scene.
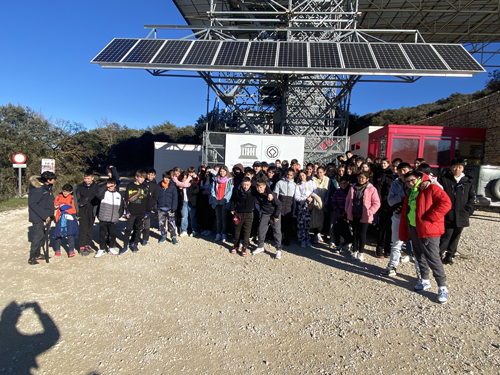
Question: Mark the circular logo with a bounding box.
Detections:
[265,144,280,159]
[12,153,26,164]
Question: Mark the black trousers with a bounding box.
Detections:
[281,211,295,239]
[131,216,150,243]
[124,215,144,247]
[78,210,95,248]
[334,218,353,245]
[351,217,369,253]
[99,221,118,249]
[439,227,464,257]
[377,210,392,256]
[233,212,253,248]
[30,222,46,258]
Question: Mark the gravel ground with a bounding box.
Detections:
[0,207,499,374]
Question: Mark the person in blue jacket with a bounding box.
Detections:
[157,171,179,244]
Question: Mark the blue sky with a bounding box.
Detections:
[1,1,495,130]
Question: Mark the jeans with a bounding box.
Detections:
[181,201,189,232]
[54,235,75,253]
[188,202,198,233]
[389,215,420,276]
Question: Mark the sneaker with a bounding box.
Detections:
[437,287,449,304]
[442,253,454,265]
[68,250,75,257]
[317,234,324,243]
[238,242,243,251]
[251,236,258,244]
[380,266,397,276]
[85,245,94,254]
[202,230,212,236]
[357,253,365,262]
[241,248,248,257]
[231,247,237,254]
[119,247,128,255]
[55,250,61,257]
[179,231,188,237]
[331,246,341,254]
[79,247,90,256]
[222,234,227,242]
[28,257,39,265]
[400,255,410,263]
[215,233,222,242]
[282,237,290,246]
[172,238,179,245]
[108,248,118,255]
[414,279,432,293]
[95,250,106,258]
[301,241,306,248]
[276,250,282,259]
[342,243,352,251]
[252,247,265,255]
[142,240,148,246]
[130,244,139,253]
[159,236,167,243]
[190,231,198,237]
[351,251,358,260]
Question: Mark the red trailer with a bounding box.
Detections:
[367,125,486,167]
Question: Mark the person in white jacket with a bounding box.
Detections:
[294,170,318,248]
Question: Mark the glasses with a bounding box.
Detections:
[405,178,418,184]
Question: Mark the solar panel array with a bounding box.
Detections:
[92,38,485,75]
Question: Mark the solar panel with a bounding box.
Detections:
[340,44,377,69]
[433,44,484,71]
[246,42,278,67]
[278,42,308,68]
[92,39,138,63]
[402,44,448,70]
[371,44,412,70]
[152,40,193,64]
[309,43,342,69]
[183,40,220,65]
[214,42,249,66]
[123,39,165,63]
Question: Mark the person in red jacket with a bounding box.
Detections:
[399,171,452,304]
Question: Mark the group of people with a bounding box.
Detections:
[28,152,476,304]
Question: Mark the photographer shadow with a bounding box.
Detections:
[0,301,60,375]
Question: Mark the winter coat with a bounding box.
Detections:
[399,173,452,241]
[387,178,406,217]
[310,193,324,229]
[439,172,475,228]
[254,190,281,219]
[54,193,77,222]
[375,167,395,211]
[124,181,152,215]
[146,179,159,211]
[53,193,78,238]
[157,181,178,211]
[177,181,200,208]
[274,178,296,216]
[294,180,318,202]
[345,182,381,223]
[331,188,349,219]
[96,185,125,223]
[230,186,257,214]
[28,176,55,224]
[211,178,234,209]
[313,176,330,212]
[74,181,98,216]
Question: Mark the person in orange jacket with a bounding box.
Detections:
[53,184,79,257]
[399,170,452,304]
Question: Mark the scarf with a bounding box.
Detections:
[161,180,170,189]
[217,176,228,184]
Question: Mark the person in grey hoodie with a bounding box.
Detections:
[274,168,296,246]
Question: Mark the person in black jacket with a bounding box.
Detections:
[106,165,121,187]
[375,158,395,258]
[28,172,56,265]
[439,158,476,264]
[120,170,152,254]
[133,168,159,246]
[230,176,256,256]
[75,170,98,256]
[157,171,179,244]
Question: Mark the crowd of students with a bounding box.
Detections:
[28,153,476,305]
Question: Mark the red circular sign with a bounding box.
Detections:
[12,153,26,164]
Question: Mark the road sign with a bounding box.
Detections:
[12,153,26,164]
[41,159,55,173]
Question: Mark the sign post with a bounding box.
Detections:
[12,153,27,197]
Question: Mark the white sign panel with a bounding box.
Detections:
[225,134,305,170]
[41,159,55,173]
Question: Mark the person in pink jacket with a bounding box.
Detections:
[345,171,381,262]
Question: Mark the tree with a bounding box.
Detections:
[485,69,500,93]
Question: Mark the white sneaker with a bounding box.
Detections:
[400,255,410,263]
[215,233,222,242]
[342,243,351,251]
[179,231,188,237]
[357,253,364,262]
[317,234,324,243]
[190,231,198,237]
[238,242,243,251]
[351,251,358,260]
[276,250,282,259]
[94,249,106,258]
[253,247,265,255]
[330,242,336,249]
[108,248,118,255]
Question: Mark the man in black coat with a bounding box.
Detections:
[28,171,56,265]
[439,158,476,264]
[75,170,98,255]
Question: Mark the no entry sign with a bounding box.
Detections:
[12,153,26,164]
